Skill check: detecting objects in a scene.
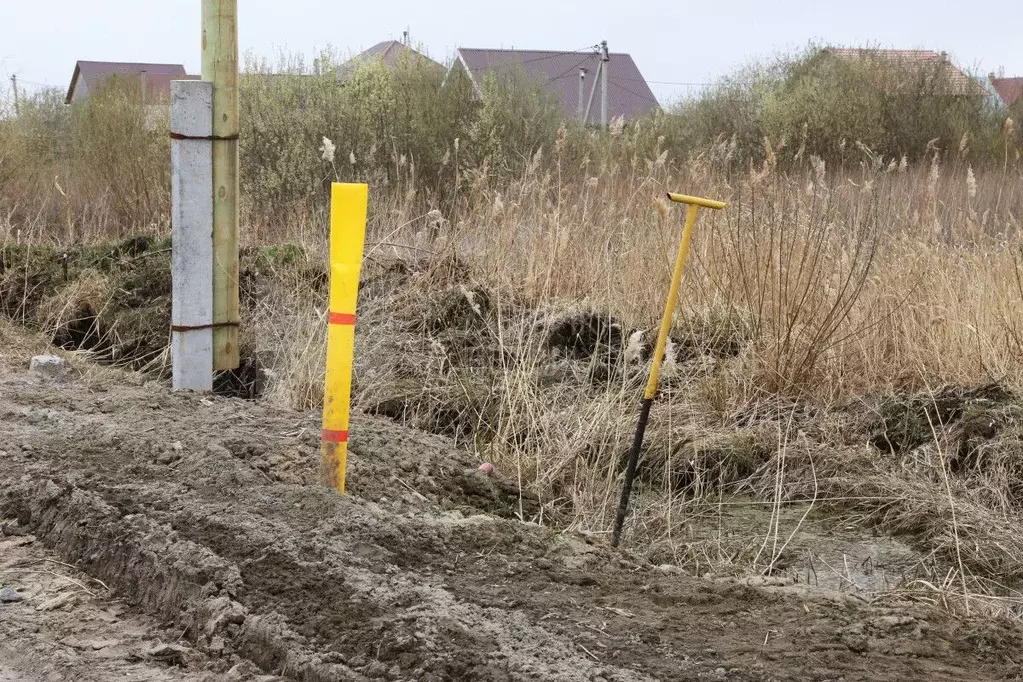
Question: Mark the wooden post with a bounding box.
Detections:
[170,80,214,391]
[202,0,240,370]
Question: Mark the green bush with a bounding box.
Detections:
[661,46,1010,168]
[69,77,170,227]
[239,48,478,223]
[0,78,167,239]
[465,68,564,176]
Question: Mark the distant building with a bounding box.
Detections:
[989,76,1023,108]
[65,61,198,104]
[337,41,444,83]
[819,48,986,98]
[446,47,659,123]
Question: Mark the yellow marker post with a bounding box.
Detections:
[611,192,726,548]
[321,183,368,492]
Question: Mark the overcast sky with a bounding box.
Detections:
[2,0,1021,105]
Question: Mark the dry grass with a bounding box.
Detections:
[325,154,1023,618]
[4,56,1023,618]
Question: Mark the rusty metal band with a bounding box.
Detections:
[169,132,240,141]
[171,321,240,332]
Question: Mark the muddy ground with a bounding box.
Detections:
[1,324,1022,681]
[0,531,258,682]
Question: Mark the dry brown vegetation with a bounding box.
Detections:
[3,47,1023,619]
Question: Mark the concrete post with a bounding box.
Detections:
[171,80,214,391]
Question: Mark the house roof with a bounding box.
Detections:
[823,48,984,97]
[990,77,1023,107]
[337,41,443,82]
[66,61,195,104]
[452,47,659,122]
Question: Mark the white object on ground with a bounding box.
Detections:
[29,355,69,378]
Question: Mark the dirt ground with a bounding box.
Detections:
[0,533,268,682]
[1,324,1022,681]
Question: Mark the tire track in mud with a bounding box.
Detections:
[1,341,1022,681]
[0,378,664,680]
[1,464,662,681]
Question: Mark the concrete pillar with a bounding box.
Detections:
[170,80,214,391]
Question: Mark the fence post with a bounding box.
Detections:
[202,0,241,370]
[171,80,214,391]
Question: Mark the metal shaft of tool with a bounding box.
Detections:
[611,202,702,548]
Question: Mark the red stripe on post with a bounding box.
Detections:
[322,429,349,443]
[328,312,356,325]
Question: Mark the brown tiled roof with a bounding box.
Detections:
[990,77,1023,107]
[337,41,443,82]
[66,61,195,103]
[453,47,659,122]
[824,48,985,97]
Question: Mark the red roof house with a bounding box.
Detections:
[990,77,1023,107]
[822,48,985,97]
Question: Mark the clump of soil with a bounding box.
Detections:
[0,238,172,370]
[644,426,778,494]
[866,383,1013,455]
[422,283,494,333]
[544,309,623,361]
[625,308,753,365]
[363,371,501,444]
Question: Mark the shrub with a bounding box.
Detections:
[0,79,166,240]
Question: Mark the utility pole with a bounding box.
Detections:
[10,75,19,117]
[202,0,240,370]
[578,68,586,122]
[600,40,609,129]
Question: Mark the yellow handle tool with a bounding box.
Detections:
[611,192,726,548]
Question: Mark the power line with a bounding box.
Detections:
[613,76,714,87]
[511,45,599,66]
[609,77,660,105]
[463,45,599,69]
[546,54,593,85]
[648,80,713,87]
[12,78,56,88]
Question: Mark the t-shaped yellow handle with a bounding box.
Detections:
[666,193,727,210]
